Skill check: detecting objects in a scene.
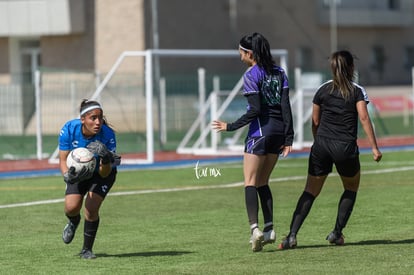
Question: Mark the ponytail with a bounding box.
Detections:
[239,32,275,74]
[330,51,355,101]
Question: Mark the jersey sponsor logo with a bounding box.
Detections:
[261,74,282,105]
[101,185,108,193]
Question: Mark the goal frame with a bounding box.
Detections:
[43,49,288,163]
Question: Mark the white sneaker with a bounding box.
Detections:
[263,229,276,245]
[250,228,264,252]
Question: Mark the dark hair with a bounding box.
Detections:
[330,50,355,101]
[79,99,110,127]
[239,32,275,74]
[80,99,102,116]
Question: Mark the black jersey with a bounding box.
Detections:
[313,80,368,141]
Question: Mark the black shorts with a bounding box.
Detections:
[244,135,285,155]
[308,136,360,177]
[65,169,117,198]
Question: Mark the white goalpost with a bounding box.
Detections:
[41,49,289,163]
[46,51,154,164]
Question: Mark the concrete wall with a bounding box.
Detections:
[150,0,414,85]
[95,0,145,73]
[0,0,413,85]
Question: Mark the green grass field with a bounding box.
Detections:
[0,150,413,274]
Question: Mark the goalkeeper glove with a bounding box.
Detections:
[87,141,111,164]
[63,166,93,184]
[111,152,121,166]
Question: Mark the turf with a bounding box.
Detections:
[0,150,413,274]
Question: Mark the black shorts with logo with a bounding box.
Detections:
[65,169,117,198]
[308,136,360,177]
[244,135,285,155]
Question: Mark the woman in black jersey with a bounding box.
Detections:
[279,50,382,249]
[212,33,294,252]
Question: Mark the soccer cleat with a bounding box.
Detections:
[326,231,345,245]
[250,228,264,252]
[262,229,276,245]
[62,221,78,244]
[79,249,97,259]
[278,234,297,250]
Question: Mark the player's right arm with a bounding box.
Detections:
[311,103,321,139]
[58,122,73,176]
[59,150,70,175]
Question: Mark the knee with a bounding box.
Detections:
[84,207,100,221]
[64,198,82,215]
[84,202,101,221]
[64,206,81,216]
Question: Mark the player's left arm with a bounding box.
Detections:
[357,100,382,162]
[95,128,117,178]
[99,159,112,178]
[281,86,294,145]
[97,140,113,178]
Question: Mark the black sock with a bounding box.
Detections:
[245,186,259,232]
[83,218,100,251]
[66,214,81,227]
[334,190,357,233]
[289,191,315,236]
[257,185,273,231]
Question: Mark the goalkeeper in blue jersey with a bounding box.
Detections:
[59,99,120,259]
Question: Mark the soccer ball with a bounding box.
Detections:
[66,147,97,174]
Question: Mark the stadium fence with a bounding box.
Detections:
[0,51,413,162]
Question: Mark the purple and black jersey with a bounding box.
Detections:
[226,64,294,145]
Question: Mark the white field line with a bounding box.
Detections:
[0,165,413,209]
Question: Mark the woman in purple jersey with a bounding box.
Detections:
[59,99,119,259]
[279,50,382,250]
[212,32,294,252]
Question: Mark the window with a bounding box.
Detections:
[20,40,41,85]
[371,45,386,74]
[388,0,400,10]
[404,46,414,70]
[297,47,313,71]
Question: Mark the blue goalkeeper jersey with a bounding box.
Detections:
[59,119,116,154]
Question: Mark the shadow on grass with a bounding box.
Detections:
[96,251,193,258]
[350,239,414,245]
[270,238,414,251]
